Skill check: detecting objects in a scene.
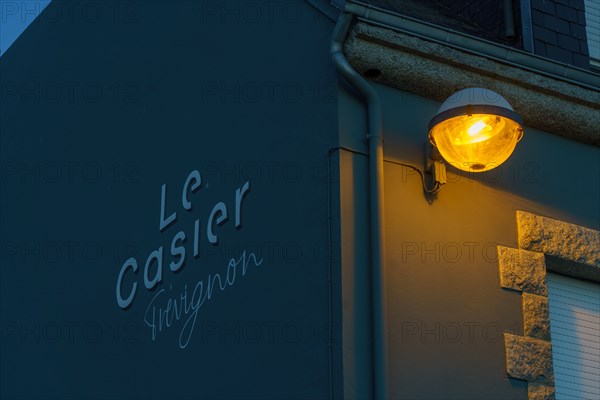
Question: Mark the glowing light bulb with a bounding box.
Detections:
[428,88,524,172]
[468,120,487,136]
[429,114,523,171]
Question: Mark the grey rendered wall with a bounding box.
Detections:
[0,1,342,398]
[338,83,599,399]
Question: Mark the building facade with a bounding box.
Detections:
[0,0,598,399]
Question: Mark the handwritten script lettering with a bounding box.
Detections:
[115,170,262,349]
[144,250,263,349]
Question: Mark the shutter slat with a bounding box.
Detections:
[547,273,600,400]
[551,325,600,340]
[550,312,600,326]
[554,353,600,368]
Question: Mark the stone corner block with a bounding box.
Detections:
[504,333,554,384]
[523,292,551,341]
[498,246,548,296]
[528,383,555,400]
[517,210,600,268]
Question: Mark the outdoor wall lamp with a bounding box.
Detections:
[428,88,524,173]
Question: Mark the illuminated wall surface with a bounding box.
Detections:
[338,84,599,399]
[1,1,599,400]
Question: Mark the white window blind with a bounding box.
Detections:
[547,273,600,400]
[585,0,600,62]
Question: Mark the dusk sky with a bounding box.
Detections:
[0,0,51,56]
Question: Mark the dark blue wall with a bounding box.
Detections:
[0,1,341,398]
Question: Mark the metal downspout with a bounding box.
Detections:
[503,0,516,39]
[331,12,388,400]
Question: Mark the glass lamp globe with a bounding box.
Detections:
[428,88,524,172]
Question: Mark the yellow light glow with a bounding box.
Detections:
[429,114,523,172]
[467,120,488,136]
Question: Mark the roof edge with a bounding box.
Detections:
[342,3,600,146]
[344,0,600,90]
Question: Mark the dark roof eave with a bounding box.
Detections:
[341,0,600,146]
